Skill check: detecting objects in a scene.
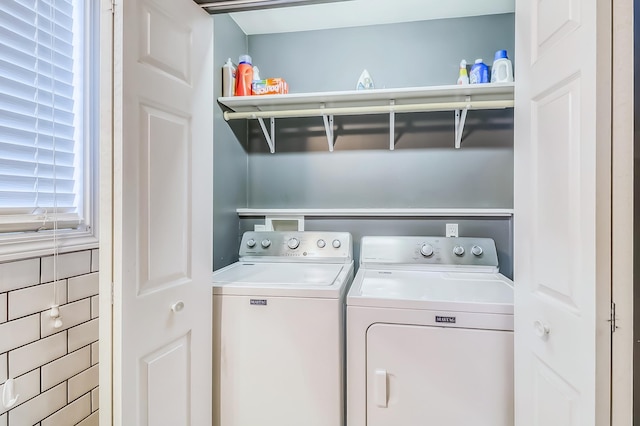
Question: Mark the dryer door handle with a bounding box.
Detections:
[374,369,388,408]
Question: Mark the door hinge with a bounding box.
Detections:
[608,301,618,333]
[110,282,114,305]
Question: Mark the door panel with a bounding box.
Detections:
[365,323,513,426]
[142,335,191,425]
[112,0,213,424]
[514,0,611,424]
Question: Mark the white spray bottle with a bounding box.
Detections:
[457,60,469,85]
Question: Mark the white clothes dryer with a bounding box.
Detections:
[212,231,354,426]
[347,236,514,426]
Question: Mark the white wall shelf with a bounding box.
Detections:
[218,83,515,152]
[236,208,514,217]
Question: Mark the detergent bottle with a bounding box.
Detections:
[235,55,254,96]
[469,59,489,84]
[491,50,514,83]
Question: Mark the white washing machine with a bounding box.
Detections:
[212,231,354,426]
[347,236,514,426]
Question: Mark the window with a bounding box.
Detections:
[0,0,97,255]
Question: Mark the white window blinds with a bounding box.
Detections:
[0,0,84,233]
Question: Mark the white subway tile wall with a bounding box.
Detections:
[41,347,91,392]
[9,332,67,377]
[77,410,99,426]
[68,318,99,352]
[0,353,6,383]
[0,250,99,425]
[0,314,40,354]
[8,382,67,425]
[69,273,98,303]
[91,387,99,412]
[8,280,68,321]
[41,393,91,426]
[91,249,99,273]
[91,341,99,366]
[40,298,91,338]
[41,251,92,284]
[91,295,99,319]
[0,293,6,323]
[0,258,39,293]
[0,369,40,416]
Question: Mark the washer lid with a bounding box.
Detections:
[348,269,513,314]
[212,262,354,299]
[214,262,345,286]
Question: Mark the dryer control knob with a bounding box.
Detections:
[332,239,341,248]
[261,239,271,248]
[317,239,326,248]
[420,244,434,257]
[287,238,300,249]
[471,245,483,256]
[246,239,256,248]
[453,245,465,256]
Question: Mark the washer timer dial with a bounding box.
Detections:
[453,245,465,256]
[287,238,300,249]
[420,244,434,257]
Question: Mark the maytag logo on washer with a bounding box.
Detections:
[435,316,456,323]
[250,299,267,306]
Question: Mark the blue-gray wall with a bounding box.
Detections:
[246,14,514,209]
[213,13,515,271]
[213,15,249,270]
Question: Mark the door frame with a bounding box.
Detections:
[98,0,114,424]
[612,0,634,424]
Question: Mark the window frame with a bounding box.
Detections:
[0,0,100,262]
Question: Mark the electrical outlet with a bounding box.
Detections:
[446,223,458,237]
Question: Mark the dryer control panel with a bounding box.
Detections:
[239,231,353,262]
[360,236,499,271]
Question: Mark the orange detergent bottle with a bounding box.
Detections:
[235,55,253,96]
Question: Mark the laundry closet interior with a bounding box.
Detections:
[208,3,516,274]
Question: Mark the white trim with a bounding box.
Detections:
[611,0,633,423]
[98,0,114,425]
[0,232,98,263]
[236,208,514,217]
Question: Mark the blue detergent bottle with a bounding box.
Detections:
[469,58,489,84]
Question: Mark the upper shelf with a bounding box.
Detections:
[217,83,515,152]
[217,83,515,119]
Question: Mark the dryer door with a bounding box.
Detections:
[366,323,513,426]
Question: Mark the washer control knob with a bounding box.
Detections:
[332,239,341,249]
[420,244,434,257]
[471,245,483,256]
[287,238,300,249]
[317,239,326,248]
[246,239,256,248]
[261,239,271,248]
[453,245,465,256]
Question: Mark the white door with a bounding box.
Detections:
[514,0,612,425]
[365,324,514,426]
[111,0,213,424]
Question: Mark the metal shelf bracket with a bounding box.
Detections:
[454,96,471,149]
[389,100,396,151]
[257,117,276,153]
[321,104,335,152]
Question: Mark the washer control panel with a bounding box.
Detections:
[360,236,499,269]
[240,231,353,261]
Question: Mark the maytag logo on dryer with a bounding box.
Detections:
[250,299,267,306]
[435,316,456,324]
